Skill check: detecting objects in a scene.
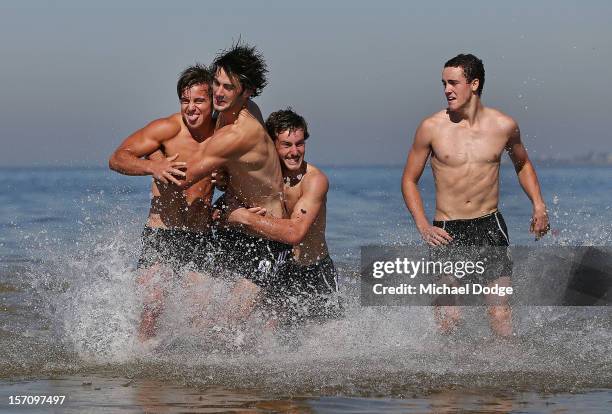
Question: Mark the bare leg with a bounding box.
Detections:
[484,276,513,337]
[220,278,261,327]
[433,275,462,334]
[183,271,215,328]
[434,305,462,334]
[136,263,170,342]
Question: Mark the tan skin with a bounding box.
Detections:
[227,128,330,266]
[179,68,285,219]
[401,65,549,337]
[177,68,286,327]
[108,83,216,340]
[109,84,216,231]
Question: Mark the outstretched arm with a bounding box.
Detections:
[401,119,453,246]
[228,173,328,245]
[505,123,549,239]
[108,118,186,185]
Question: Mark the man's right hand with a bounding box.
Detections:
[148,154,186,185]
[418,224,453,246]
[227,206,267,226]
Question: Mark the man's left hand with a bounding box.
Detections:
[530,206,550,240]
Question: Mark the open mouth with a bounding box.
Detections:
[186,114,200,123]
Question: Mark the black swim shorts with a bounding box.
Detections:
[137,226,216,273]
[214,227,292,288]
[430,211,513,283]
[272,255,343,321]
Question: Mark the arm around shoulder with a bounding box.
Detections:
[179,128,240,189]
[271,170,328,244]
[234,170,329,245]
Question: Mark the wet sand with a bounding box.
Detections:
[1,375,611,413]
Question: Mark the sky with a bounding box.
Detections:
[0,0,610,167]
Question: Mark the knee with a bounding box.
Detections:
[487,305,511,320]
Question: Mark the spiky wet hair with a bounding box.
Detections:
[176,63,213,98]
[212,41,268,97]
[265,107,310,141]
[444,53,485,96]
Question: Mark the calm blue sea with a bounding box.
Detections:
[2,165,610,265]
[1,165,611,413]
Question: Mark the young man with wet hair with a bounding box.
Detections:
[227,108,341,322]
[402,53,549,337]
[178,43,290,323]
[109,64,216,341]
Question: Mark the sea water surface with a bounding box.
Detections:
[1,165,611,413]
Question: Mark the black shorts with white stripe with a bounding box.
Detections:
[430,210,513,282]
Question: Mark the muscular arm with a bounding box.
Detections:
[505,123,549,237]
[505,124,545,209]
[179,128,240,189]
[108,118,185,183]
[229,173,328,245]
[402,119,452,246]
[402,120,434,229]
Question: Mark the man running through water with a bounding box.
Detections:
[109,65,216,341]
[402,54,549,337]
[178,43,291,325]
[227,108,341,323]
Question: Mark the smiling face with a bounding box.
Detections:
[442,66,479,111]
[275,128,306,172]
[180,83,212,129]
[212,67,250,113]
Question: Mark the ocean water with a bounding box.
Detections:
[1,165,611,413]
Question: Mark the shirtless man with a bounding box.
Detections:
[178,43,291,323]
[227,108,341,321]
[401,54,549,337]
[109,65,216,341]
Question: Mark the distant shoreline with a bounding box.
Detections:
[2,161,611,170]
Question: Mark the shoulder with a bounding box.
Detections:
[144,114,182,139]
[302,164,329,194]
[246,100,265,125]
[205,124,245,157]
[420,110,447,129]
[213,123,245,145]
[417,110,447,135]
[413,111,446,146]
[485,107,519,134]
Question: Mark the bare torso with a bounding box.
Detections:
[219,109,286,220]
[284,164,329,265]
[429,107,512,220]
[146,113,214,231]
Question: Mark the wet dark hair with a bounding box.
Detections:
[176,64,213,98]
[444,54,485,96]
[212,41,268,97]
[265,107,310,141]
